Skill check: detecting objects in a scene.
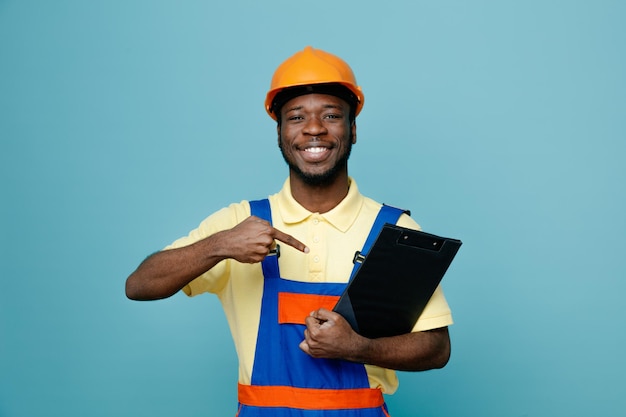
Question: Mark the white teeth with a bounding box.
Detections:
[305,147,326,153]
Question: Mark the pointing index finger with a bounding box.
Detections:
[271,227,309,253]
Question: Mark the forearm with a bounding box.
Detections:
[349,327,451,371]
[125,216,308,301]
[125,232,228,301]
[302,309,451,371]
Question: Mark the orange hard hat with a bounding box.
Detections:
[265,46,364,120]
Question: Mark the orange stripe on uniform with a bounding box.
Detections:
[238,383,385,410]
[277,292,340,324]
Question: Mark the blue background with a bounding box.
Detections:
[2,1,625,416]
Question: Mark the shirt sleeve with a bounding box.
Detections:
[164,201,251,297]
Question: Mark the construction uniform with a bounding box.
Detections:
[169,178,453,416]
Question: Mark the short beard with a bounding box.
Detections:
[279,140,353,187]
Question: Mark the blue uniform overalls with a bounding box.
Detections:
[236,199,405,417]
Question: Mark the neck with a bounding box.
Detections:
[289,171,350,213]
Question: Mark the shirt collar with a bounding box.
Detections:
[276,177,364,233]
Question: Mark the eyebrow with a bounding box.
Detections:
[284,103,344,114]
[284,105,304,113]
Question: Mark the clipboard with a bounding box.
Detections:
[333,224,462,339]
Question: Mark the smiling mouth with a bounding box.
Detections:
[304,147,328,154]
[298,145,332,163]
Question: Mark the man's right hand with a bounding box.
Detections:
[221,216,309,263]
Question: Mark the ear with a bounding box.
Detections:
[277,124,281,147]
[351,121,357,144]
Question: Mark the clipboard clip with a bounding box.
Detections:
[352,251,365,264]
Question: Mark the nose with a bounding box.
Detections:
[303,116,328,137]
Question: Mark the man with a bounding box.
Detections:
[126,46,452,416]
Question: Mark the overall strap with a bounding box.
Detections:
[249,199,280,278]
[349,204,409,280]
[249,199,272,224]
